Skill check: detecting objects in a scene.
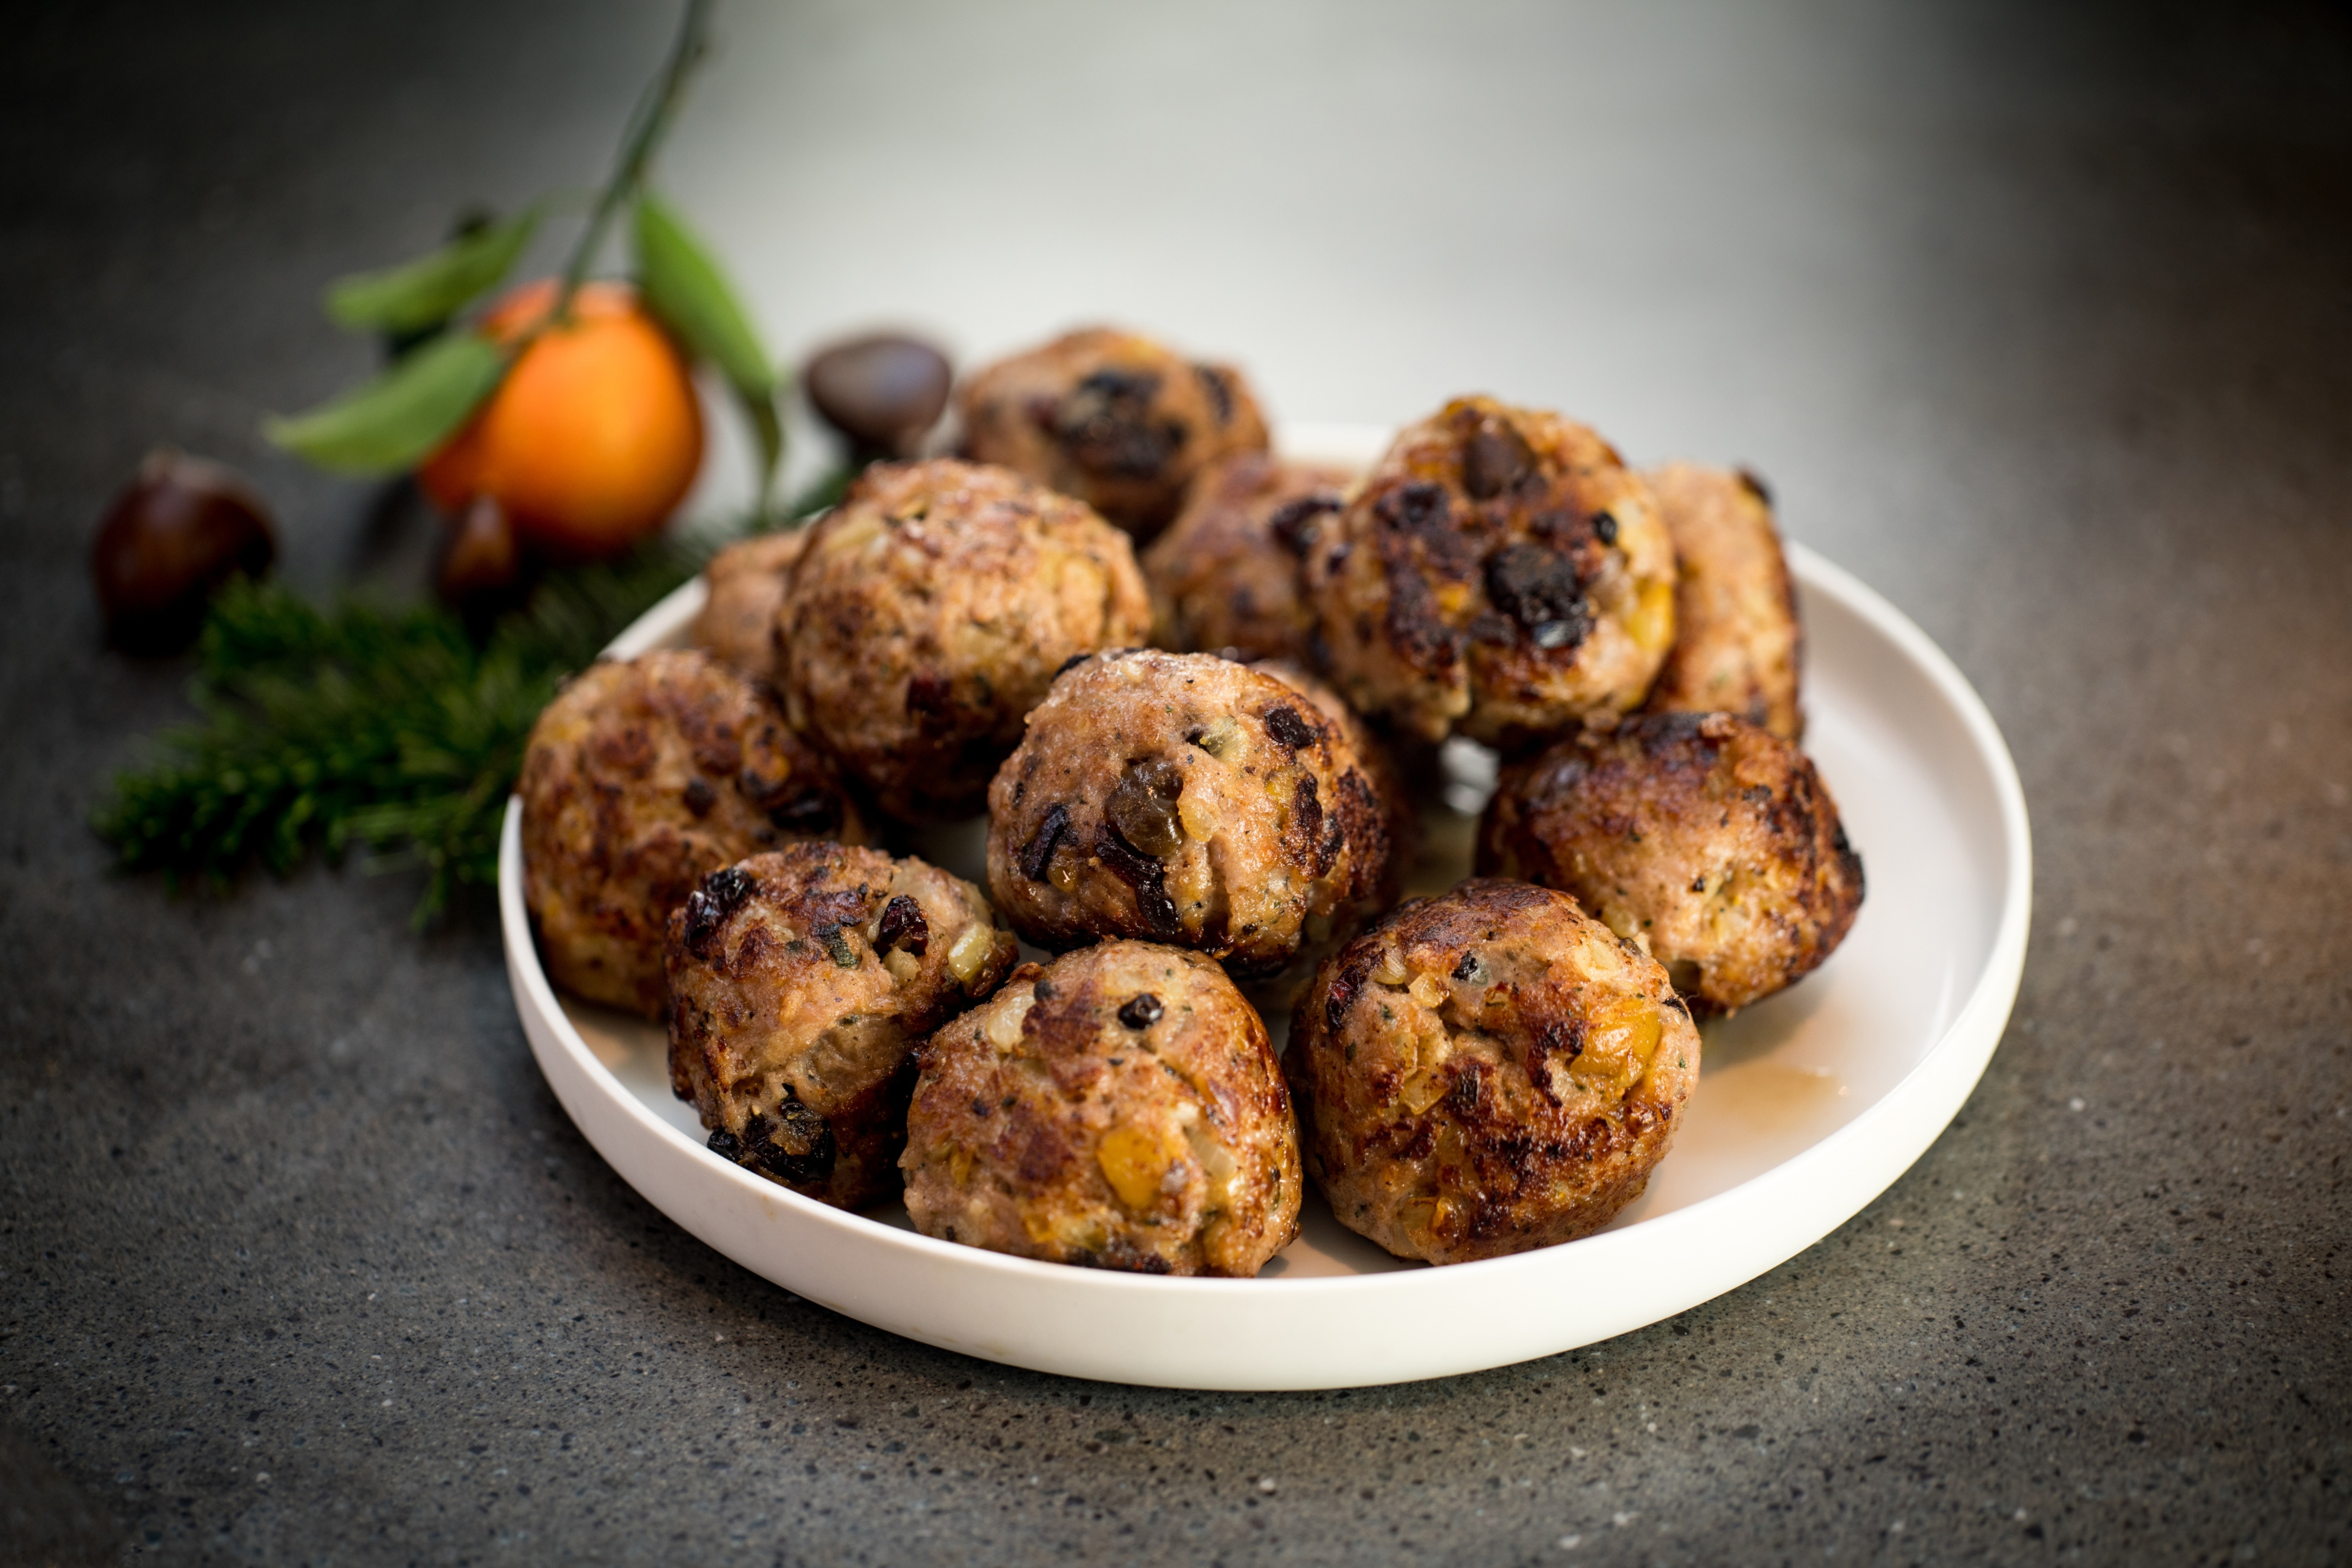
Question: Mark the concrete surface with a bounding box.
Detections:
[2,1,2347,1563]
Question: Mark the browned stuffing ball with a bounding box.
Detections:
[1287,879,1701,1265]
[903,941,1301,1276]
[665,843,1019,1208]
[986,649,1394,977]
[1303,396,1679,748]
[690,528,808,686]
[1477,711,1864,1013]
[1641,463,1803,740]
[1142,451,1353,663]
[521,649,865,1018]
[775,459,1151,822]
[957,327,1270,541]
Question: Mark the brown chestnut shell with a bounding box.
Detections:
[91,449,276,652]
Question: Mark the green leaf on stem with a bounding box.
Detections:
[261,333,508,476]
[632,191,782,506]
[632,193,771,395]
[743,393,784,514]
[324,210,540,336]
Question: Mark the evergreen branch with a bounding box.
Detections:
[94,539,705,924]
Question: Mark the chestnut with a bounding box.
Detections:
[434,493,522,609]
[803,333,952,460]
[89,449,276,653]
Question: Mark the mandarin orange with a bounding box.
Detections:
[420,279,704,557]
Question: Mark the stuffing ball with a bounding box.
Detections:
[665,843,1020,1208]
[521,649,865,1018]
[1303,396,1678,748]
[1287,879,1701,1265]
[1478,711,1864,1012]
[775,459,1152,822]
[1142,451,1353,663]
[902,940,1301,1275]
[691,527,808,686]
[1641,463,1802,740]
[986,649,1395,977]
[956,327,1270,540]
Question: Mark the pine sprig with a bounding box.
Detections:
[95,539,705,923]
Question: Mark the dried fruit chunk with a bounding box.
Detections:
[1106,757,1186,857]
[1096,1124,1177,1211]
[874,894,929,957]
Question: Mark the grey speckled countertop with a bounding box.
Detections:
[4,2,2347,1563]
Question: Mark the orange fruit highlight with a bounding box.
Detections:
[419,279,704,557]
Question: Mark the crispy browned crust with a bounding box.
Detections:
[1641,463,1802,740]
[775,459,1151,822]
[664,843,1019,1209]
[984,650,1393,976]
[1477,712,1863,1012]
[903,941,1301,1276]
[1142,453,1352,663]
[956,327,1271,541]
[520,649,866,1018]
[1287,879,1700,1265]
[1301,396,1678,748]
[691,528,808,687]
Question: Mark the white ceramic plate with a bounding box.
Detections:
[500,428,2030,1390]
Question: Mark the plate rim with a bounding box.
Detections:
[499,505,2031,1386]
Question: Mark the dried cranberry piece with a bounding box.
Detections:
[874,895,929,957]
